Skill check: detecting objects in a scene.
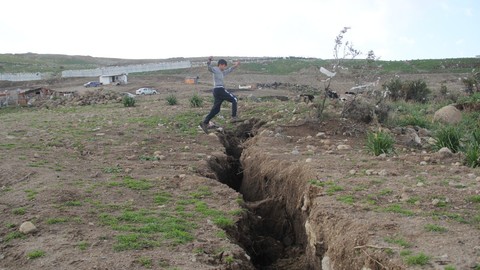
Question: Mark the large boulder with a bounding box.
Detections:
[433,105,462,124]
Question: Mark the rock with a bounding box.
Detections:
[436,147,453,159]
[378,169,388,176]
[433,105,462,124]
[337,144,351,150]
[349,169,357,175]
[305,158,312,163]
[365,169,375,175]
[432,199,440,206]
[418,128,431,137]
[322,256,332,270]
[19,221,37,234]
[316,132,327,138]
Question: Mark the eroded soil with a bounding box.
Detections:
[1,68,479,270]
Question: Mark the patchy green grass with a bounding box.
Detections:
[380,204,415,216]
[138,256,153,268]
[99,209,195,249]
[336,195,355,204]
[4,231,25,242]
[12,207,26,215]
[122,176,153,190]
[26,249,45,259]
[46,217,69,224]
[77,241,89,250]
[467,195,480,203]
[154,191,172,205]
[24,189,38,200]
[404,252,430,266]
[424,223,448,232]
[384,236,412,248]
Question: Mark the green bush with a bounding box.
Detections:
[122,96,136,107]
[404,79,431,103]
[434,126,462,153]
[366,131,395,156]
[383,78,431,103]
[382,78,403,101]
[405,252,430,266]
[189,94,203,107]
[464,142,480,168]
[166,94,178,105]
[398,112,430,128]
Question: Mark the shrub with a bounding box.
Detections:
[166,94,178,105]
[366,131,395,156]
[189,93,203,107]
[383,78,431,103]
[404,79,431,103]
[405,252,430,266]
[398,112,430,128]
[464,142,480,168]
[462,75,478,94]
[122,96,135,107]
[434,125,462,153]
[382,78,403,101]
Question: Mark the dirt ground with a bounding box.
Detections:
[1,66,479,270]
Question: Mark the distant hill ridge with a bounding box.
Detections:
[1,53,479,75]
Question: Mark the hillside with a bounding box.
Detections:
[1,53,479,75]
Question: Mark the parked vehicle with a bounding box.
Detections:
[135,88,158,95]
[84,81,102,87]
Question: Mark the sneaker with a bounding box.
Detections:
[230,117,242,123]
[199,122,209,134]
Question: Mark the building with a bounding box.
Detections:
[99,73,128,85]
[184,76,199,85]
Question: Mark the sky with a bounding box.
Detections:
[1,0,479,61]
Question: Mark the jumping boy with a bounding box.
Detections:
[199,56,240,134]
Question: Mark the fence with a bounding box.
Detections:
[0,61,192,82]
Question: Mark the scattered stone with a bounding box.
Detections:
[305,158,312,163]
[400,193,410,202]
[378,169,388,176]
[417,182,425,187]
[365,169,375,175]
[420,161,428,166]
[19,221,37,234]
[322,256,332,270]
[436,147,453,159]
[337,144,351,150]
[418,128,432,137]
[467,173,476,179]
[432,199,440,206]
[349,169,357,175]
[316,132,327,138]
[320,139,332,146]
[291,147,300,155]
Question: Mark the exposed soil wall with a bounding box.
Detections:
[210,121,407,269]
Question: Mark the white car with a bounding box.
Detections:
[135,88,158,95]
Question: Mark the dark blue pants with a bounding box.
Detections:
[203,87,237,124]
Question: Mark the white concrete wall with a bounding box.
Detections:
[0,61,191,82]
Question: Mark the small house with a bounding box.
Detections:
[185,76,199,85]
[99,73,128,85]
